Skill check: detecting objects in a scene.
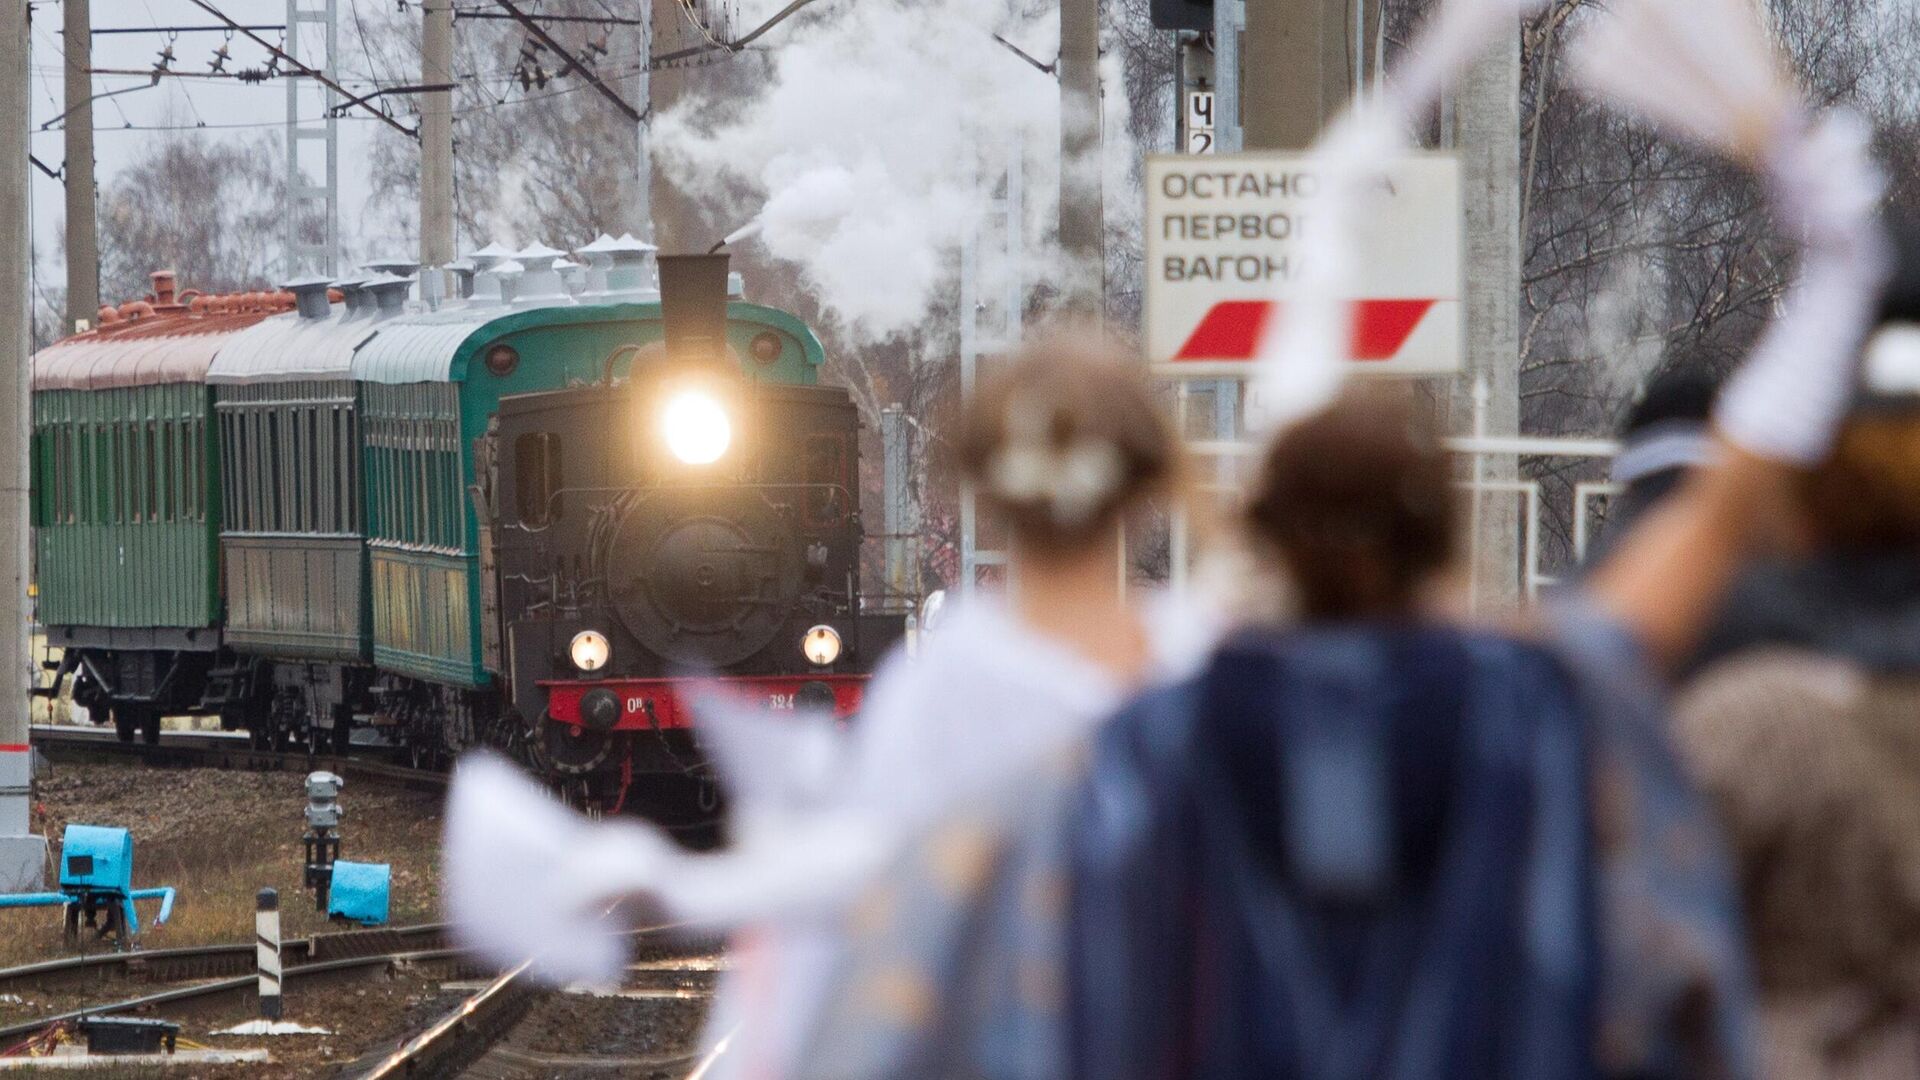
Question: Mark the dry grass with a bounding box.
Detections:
[0,763,444,968]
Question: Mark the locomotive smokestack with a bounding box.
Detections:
[656,254,731,366]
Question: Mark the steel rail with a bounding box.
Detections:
[29,726,449,794]
[0,924,450,994]
[0,947,470,1042]
[356,958,535,1079]
[354,922,701,1078]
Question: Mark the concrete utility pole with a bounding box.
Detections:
[419,0,455,275]
[1452,31,1525,608]
[631,0,652,240]
[63,0,97,335]
[1242,0,1351,150]
[1,0,48,893]
[1057,0,1103,314]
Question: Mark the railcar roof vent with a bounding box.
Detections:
[282,274,335,320]
[471,259,523,306]
[554,257,584,296]
[511,243,572,306]
[466,241,515,274]
[364,257,421,279]
[149,269,180,309]
[363,273,414,315]
[444,257,477,299]
[333,277,371,316]
[576,233,618,296]
[589,233,659,301]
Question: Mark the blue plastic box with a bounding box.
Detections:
[60,825,133,893]
[326,860,391,926]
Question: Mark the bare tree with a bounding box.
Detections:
[88,129,292,303]
[361,0,649,250]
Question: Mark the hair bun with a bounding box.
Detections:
[958,337,1178,551]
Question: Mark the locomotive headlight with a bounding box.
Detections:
[662,389,732,465]
[569,629,611,672]
[802,625,842,667]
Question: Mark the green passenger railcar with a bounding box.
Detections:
[31,382,221,630]
[207,279,409,665]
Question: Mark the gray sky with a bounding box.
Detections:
[30,0,393,293]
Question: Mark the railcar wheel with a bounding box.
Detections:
[112,709,135,744]
[138,710,161,746]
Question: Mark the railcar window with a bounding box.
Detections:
[160,423,173,523]
[802,434,849,529]
[187,418,202,523]
[29,427,44,528]
[515,433,563,528]
[145,422,158,524]
[115,423,129,525]
[335,407,351,533]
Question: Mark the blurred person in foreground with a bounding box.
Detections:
[1585,367,1720,571]
[1673,248,1920,1080]
[440,337,1206,1080]
[698,337,1210,1080]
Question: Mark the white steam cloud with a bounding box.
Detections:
[653,0,1078,343]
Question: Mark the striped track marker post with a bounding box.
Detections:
[256,888,283,1020]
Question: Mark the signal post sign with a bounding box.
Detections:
[1145,152,1464,377]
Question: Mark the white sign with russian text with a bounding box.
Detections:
[1144,151,1464,377]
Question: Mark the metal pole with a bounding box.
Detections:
[0,0,47,893]
[1057,0,1102,314]
[634,0,652,240]
[958,209,978,598]
[256,888,283,1019]
[419,0,455,275]
[1451,22,1524,610]
[63,0,98,335]
[881,405,916,609]
[1213,0,1244,154]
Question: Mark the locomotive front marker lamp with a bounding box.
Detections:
[662,388,732,465]
[803,625,842,667]
[569,629,611,673]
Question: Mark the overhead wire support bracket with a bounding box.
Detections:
[327,81,459,118]
[180,0,418,138]
[647,0,821,68]
[40,77,163,131]
[991,33,1056,75]
[493,0,642,121]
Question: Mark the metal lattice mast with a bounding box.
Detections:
[285,0,341,277]
[958,137,1023,596]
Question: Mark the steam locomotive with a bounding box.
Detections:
[31,244,904,806]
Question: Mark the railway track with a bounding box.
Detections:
[350,926,723,1079]
[0,923,470,1043]
[0,923,450,996]
[30,724,448,793]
